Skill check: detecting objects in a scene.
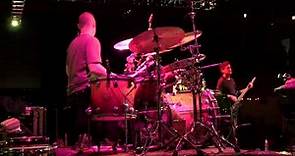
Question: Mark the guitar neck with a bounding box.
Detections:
[237,88,248,101]
[237,77,256,101]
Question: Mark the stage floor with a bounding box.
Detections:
[55,146,293,156]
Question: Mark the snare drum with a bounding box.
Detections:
[91,76,136,117]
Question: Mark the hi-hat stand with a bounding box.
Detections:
[172,1,240,155]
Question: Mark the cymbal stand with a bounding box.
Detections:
[153,28,186,148]
[172,1,239,155]
[135,28,181,155]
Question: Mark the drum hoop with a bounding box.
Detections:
[134,77,157,83]
[90,76,134,83]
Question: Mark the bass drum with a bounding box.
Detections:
[163,89,221,145]
[163,89,220,132]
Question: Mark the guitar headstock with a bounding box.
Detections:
[251,77,256,84]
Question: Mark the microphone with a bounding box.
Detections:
[148,13,153,30]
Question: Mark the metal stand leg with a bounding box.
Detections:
[230,104,243,152]
[135,107,183,155]
[172,90,222,156]
[124,103,129,152]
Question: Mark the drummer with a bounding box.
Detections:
[65,11,107,146]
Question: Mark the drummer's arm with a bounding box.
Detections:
[86,37,107,77]
[286,78,295,84]
[88,63,107,77]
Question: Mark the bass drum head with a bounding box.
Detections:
[163,89,221,146]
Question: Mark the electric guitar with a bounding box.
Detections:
[237,77,256,102]
[232,76,256,112]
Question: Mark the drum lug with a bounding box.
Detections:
[94,107,101,114]
[113,80,118,88]
[95,81,101,87]
[113,106,119,114]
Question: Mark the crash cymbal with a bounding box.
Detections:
[169,30,202,49]
[129,27,185,53]
[114,38,133,51]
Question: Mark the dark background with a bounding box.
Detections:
[0,0,294,150]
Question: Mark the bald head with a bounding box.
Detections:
[78,12,96,36]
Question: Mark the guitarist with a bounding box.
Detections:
[216,61,254,108]
[215,61,254,150]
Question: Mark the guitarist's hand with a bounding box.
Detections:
[242,77,255,92]
[227,94,238,103]
[247,81,254,89]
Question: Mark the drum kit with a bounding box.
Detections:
[90,2,239,155]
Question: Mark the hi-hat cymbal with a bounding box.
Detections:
[169,30,202,49]
[129,27,185,53]
[161,54,206,73]
[161,57,196,73]
[113,38,133,51]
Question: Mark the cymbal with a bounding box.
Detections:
[169,30,202,49]
[161,54,206,73]
[161,57,196,73]
[129,27,185,53]
[113,38,133,51]
[142,49,172,56]
[113,38,171,53]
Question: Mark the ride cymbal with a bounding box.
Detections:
[129,27,185,53]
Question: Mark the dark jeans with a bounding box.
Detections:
[64,88,91,146]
